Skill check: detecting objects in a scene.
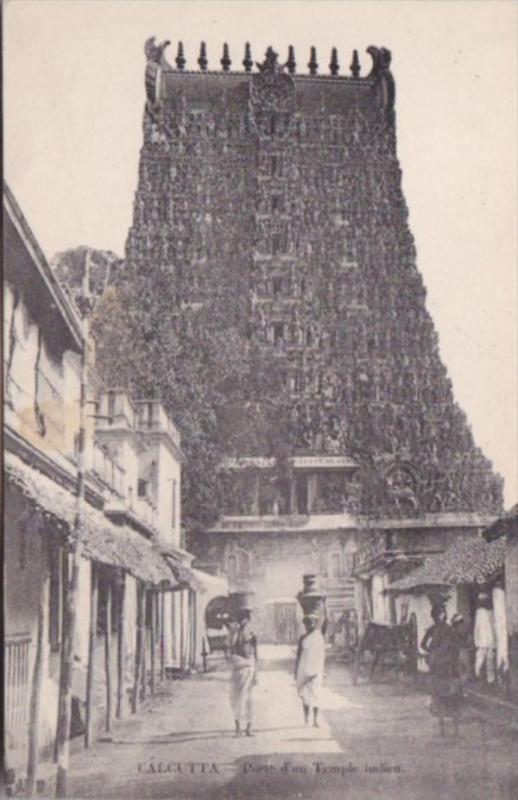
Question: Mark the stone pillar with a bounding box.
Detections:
[251,474,260,516]
[307,473,318,513]
[290,477,297,514]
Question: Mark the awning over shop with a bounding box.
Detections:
[162,550,206,592]
[5,450,175,586]
[386,534,506,593]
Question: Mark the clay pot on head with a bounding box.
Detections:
[297,591,324,616]
[302,574,319,594]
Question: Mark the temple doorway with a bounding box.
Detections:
[272,600,298,644]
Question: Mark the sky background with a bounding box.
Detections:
[4,0,517,506]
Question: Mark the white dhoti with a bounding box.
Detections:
[230,655,256,724]
[296,629,326,708]
[474,606,497,684]
[492,586,509,675]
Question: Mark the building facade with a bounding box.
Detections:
[3,184,206,788]
[124,41,502,640]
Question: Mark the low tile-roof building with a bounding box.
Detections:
[483,504,518,542]
[482,505,518,701]
[387,535,505,593]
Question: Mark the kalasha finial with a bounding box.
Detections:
[287,45,296,74]
[308,46,318,76]
[329,47,339,76]
[175,41,186,71]
[221,43,231,71]
[243,42,253,72]
[350,49,360,78]
[256,47,281,73]
[198,41,208,71]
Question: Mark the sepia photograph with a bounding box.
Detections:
[3,1,518,798]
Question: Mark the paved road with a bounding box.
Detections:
[59,645,517,800]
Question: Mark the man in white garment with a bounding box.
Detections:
[295,601,328,727]
[474,590,496,684]
[229,607,258,737]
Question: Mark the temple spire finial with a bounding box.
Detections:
[198,41,208,72]
[256,47,284,74]
[350,49,361,78]
[144,37,170,66]
[243,42,253,73]
[221,43,231,72]
[329,47,339,76]
[175,41,186,71]
[286,45,296,75]
[308,46,318,76]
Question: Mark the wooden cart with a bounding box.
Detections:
[352,614,418,684]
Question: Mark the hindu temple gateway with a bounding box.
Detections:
[126,40,503,643]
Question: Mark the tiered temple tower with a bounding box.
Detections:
[124,40,503,641]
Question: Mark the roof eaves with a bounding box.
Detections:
[3,182,84,351]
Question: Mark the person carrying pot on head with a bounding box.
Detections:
[295,598,328,728]
[229,598,258,737]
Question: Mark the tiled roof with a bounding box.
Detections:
[387,534,506,592]
[483,504,518,542]
[5,450,175,585]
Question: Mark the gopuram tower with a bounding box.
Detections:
[124,40,503,641]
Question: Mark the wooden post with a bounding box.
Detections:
[104,578,113,732]
[84,563,98,748]
[192,588,197,671]
[26,558,50,797]
[188,590,194,670]
[53,548,69,764]
[160,587,166,683]
[55,253,91,798]
[180,590,185,672]
[116,572,126,720]
[132,583,144,714]
[202,638,208,673]
[150,592,156,695]
[141,590,148,700]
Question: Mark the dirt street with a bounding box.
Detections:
[56,645,517,800]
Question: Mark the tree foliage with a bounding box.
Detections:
[91,261,292,529]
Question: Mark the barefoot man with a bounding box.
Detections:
[229,600,258,737]
[295,599,328,727]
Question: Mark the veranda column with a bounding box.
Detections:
[26,541,50,797]
[116,571,126,719]
[150,590,156,694]
[53,548,69,764]
[160,586,166,682]
[191,589,198,670]
[186,589,192,670]
[84,563,99,747]
[132,582,144,714]
[180,589,185,672]
[104,577,113,732]
[141,589,148,700]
